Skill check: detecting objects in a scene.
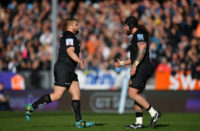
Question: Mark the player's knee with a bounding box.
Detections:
[128,88,139,99]
[128,90,136,99]
[69,90,80,100]
[71,94,80,100]
[51,93,63,101]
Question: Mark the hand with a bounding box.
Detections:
[114,59,121,67]
[79,60,86,69]
[130,65,137,76]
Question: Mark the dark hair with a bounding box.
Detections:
[137,25,148,33]
[124,16,138,31]
[62,18,77,32]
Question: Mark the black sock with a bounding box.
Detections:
[72,100,82,122]
[146,105,152,111]
[136,112,143,117]
[32,94,52,109]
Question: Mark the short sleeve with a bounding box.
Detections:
[136,34,146,42]
[65,38,75,48]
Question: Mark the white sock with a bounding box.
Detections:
[135,117,143,125]
[148,107,157,117]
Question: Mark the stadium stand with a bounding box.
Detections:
[0,0,200,89]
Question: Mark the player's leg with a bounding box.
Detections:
[33,85,66,109]
[126,86,145,129]
[147,106,161,128]
[68,81,81,122]
[68,81,94,128]
[128,87,150,109]
[134,102,143,125]
[128,83,161,128]
[25,85,66,122]
[125,101,144,129]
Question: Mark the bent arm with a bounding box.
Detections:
[66,47,82,64]
[123,58,131,65]
[115,58,131,67]
[133,42,147,67]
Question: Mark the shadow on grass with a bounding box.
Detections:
[63,123,107,127]
[154,124,170,128]
[0,112,73,119]
[31,123,107,128]
[94,123,107,126]
[31,125,58,128]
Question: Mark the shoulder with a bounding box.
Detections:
[137,25,148,34]
[62,31,75,39]
[136,28,148,35]
[136,28,148,41]
[63,32,76,47]
[136,28,144,34]
[136,31,145,41]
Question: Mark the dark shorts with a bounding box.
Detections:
[54,63,78,88]
[129,64,153,92]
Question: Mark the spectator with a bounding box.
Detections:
[149,42,159,69]
[156,57,171,72]
[39,24,53,45]
[0,0,200,89]
[170,53,180,76]
[0,83,11,110]
[191,56,200,79]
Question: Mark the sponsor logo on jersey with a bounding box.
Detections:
[66,39,74,46]
[137,34,144,41]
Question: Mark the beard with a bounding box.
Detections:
[75,30,79,34]
[126,30,132,35]
[74,29,79,35]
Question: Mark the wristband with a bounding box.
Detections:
[133,60,139,67]
[119,61,124,66]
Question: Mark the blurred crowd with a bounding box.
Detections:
[0,0,200,79]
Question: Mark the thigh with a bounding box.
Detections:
[129,71,150,93]
[53,85,67,96]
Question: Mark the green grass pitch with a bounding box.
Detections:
[0,111,200,131]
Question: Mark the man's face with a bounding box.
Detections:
[124,24,131,35]
[72,21,79,35]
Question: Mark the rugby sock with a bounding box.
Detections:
[72,100,82,122]
[146,105,157,117]
[32,94,52,109]
[135,112,143,124]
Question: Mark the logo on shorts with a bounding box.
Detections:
[64,82,71,85]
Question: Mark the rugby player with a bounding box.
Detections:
[115,16,161,129]
[25,18,94,128]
